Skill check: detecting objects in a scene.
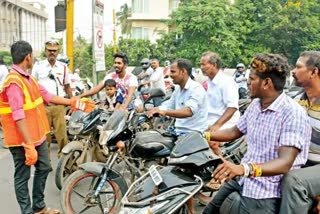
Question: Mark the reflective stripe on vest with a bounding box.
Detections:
[0,75,44,114]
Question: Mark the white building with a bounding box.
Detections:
[0,0,48,53]
[129,0,180,43]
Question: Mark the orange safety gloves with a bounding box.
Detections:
[22,143,38,166]
[70,97,95,113]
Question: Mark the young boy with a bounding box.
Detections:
[104,79,124,110]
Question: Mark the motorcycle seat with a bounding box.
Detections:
[130,130,176,158]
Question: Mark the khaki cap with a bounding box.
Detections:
[45,40,59,51]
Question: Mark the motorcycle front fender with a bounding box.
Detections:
[62,140,85,154]
[79,162,128,196]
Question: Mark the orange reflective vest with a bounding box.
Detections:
[0,72,50,147]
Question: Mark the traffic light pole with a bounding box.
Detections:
[66,0,74,71]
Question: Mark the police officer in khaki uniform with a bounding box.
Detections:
[32,40,72,165]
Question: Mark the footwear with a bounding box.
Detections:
[205,177,227,190]
[34,207,60,214]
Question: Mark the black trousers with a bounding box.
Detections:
[203,180,280,214]
[9,141,51,214]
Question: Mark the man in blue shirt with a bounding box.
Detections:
[147,58,208,134]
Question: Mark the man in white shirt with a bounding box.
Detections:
[234,63,249,99]
[140,58,166,106]
[80,53,138,110]
[32,40,72,163]
[201,51,240,132]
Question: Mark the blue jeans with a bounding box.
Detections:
[9,141,51,214]
[203,179,280,214]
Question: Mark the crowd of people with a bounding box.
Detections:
[0,38,320,214]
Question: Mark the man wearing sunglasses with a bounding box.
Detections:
[32,40,73,167]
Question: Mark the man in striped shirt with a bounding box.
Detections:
[280,51,320,214]
[203,53,311,214]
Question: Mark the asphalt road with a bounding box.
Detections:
[0,144,61,214]
[0,139,207,214]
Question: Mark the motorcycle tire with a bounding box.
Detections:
[55,150,85,190]
[61,169,122,214]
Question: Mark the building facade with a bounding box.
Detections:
[129,0,180,43]
[0,0,47,53]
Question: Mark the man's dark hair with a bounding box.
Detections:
[151,58,159,63]
[250,53,289,91]
[104,79,117,88]
[173,58,193,76]
[114,52,129,65]
[11,41,32,64]
[202,51,222,69]
[300,51,320,72]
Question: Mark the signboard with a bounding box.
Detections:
[93,0,106,72]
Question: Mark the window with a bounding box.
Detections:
[132,0,149,13]
[132,27,150,39]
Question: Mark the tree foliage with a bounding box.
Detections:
[117,38,155,66]
[73,35,94,78]
[116,3,132,36]
[64,0,320,82]
[0,50,12,65]
[154,0,320,67]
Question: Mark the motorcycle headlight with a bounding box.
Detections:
[68,121,84,135]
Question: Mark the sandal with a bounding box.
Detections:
[206,177,227,190]
[34,207,60,214]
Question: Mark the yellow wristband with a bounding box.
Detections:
[255,165,263,177]
[204,132,211,141]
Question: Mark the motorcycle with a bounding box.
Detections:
[118,132,246,213]
[55,108,112,190]
[59,89,170,213]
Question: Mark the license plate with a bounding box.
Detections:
[149,165,163,186]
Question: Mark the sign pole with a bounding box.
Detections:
[66,0,74,71]
[113,9,117,54]
[92,0,97,86]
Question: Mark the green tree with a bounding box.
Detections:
[104,44,114,71]
[73,35,94,79]
[167,0,243,67]
[234,0,320,64]
[0,50,12,65]
[116,3,132,36]
[117,38,155,66]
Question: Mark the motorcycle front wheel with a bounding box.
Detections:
[61,170,122,214]
[55,150,85,190]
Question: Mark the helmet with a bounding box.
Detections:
[236,63,245,69]
[57,54,70,65]
[140,58,150,69]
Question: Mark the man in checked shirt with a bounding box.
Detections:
[280,51,320,214]
[203,53,311,214]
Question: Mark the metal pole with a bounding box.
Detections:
[113,9,117,54]
[92,0,97,86]
[66,0,74,71]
